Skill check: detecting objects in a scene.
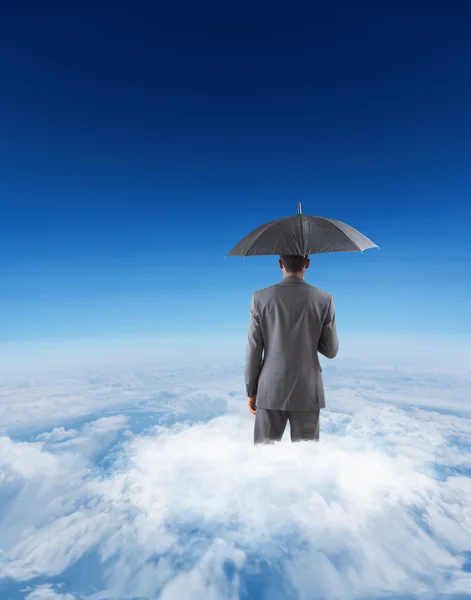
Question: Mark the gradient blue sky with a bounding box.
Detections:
[1,3,471,348]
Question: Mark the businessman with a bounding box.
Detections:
[245,254,339,444]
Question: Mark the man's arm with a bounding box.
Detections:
[318,295,339,359]
[245,292,264,397]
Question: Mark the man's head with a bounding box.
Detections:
[279,255,310,276]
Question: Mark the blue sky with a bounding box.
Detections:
[1,3,471,348]
[2,7,471,597]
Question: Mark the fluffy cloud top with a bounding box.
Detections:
[0,358,470,599]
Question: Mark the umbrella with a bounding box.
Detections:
[225,203,378,256]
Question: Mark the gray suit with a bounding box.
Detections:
[245,275,339,443]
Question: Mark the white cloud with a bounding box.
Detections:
[23,583,76,599]
[0,436,59,483]
[36,427,79,442]
[0,358,470,599]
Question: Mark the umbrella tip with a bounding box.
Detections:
[298,202,302,215]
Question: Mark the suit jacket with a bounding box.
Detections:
[245,275,339,410]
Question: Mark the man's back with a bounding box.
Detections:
[245,275,338,411]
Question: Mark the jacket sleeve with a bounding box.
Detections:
[318,295,339,359]
[245,292,264,397]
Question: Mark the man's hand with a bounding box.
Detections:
[248,395,257,415]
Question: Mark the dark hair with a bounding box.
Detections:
[280,255,308,273]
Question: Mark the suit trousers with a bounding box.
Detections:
[254,408,320,444]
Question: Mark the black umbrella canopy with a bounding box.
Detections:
[226,203,379,257]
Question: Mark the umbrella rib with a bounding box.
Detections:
[240,225,267,256]
[311,218,333,252]
[316,217,362,251]
[272,219,293,254]
[244,217,289,255]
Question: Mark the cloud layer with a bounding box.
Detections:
[0,359,471,599]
